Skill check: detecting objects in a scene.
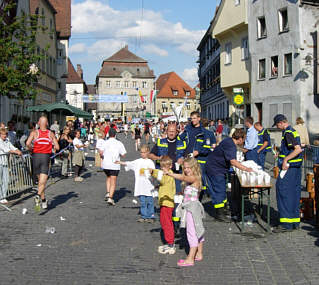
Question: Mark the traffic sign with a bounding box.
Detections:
[233,94,244,105]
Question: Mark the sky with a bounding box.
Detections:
[69,0,219,88]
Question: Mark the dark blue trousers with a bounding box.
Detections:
[245,148,259,164]
[257,151,266,170]
[276,167,301,229]
[206,173,227,208]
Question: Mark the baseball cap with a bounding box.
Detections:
[272,114,287,127]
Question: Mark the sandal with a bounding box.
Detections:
[177,259,194,267]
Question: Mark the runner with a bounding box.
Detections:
[26,116,59,210]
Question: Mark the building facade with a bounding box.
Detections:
[155,72,197,119]
[248,0,319,134]
[66,59,87,110]
[197,20,228,121]
[96,46,155,119]
[30,0,57,105]
[50,0,71,103]
[212,0,251,123]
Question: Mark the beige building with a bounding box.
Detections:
[155,72,197,119]
[96,46,155,119]
[212,0,251,119]
[30,0,57,105]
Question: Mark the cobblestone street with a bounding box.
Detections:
[1,134,319,285]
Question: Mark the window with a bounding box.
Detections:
[257,17,267,39]
[284,53,292,75]
[234,0,240,5]
[58,82,61,89]
[283,103,292,123]
[41,49,45,71]
[41,8,45,26]
[241,37,249,60]
[49,18,53,38]
[173,90,178,96]
[132,81,137,88]
[279,8,289,33]
[106,81,111,88]
[225,43,232,64]
[185,91,190,97]
[269,104,278,127]
[116,81,121,88]
[271,56,278,78]
[162,102,167,110]
[170,102,174,109]
[258,59,266,80]
[124,81,129,88]
[142,81,147,88]
[186,102,191,110]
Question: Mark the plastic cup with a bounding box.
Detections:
[139,168,145,176]
[175,163,180,171]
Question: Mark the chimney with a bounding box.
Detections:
[76,64,83,79]
[124,44,128,50]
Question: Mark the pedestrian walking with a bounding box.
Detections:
[254,122,271,169]
[215,120,223,144]
[243,116,259,164]
[134,125,141,151]
[73,130,88,182]
[164,157,204,267]
[151,156,176,255]
[50,120,60,138]
[272,114,303,233]
[116,145,155,221]
[26,116,59,210]
[293,117,310,147]
[99,128,126,205]
[0,128,22,204]
[144,121,150,144]
[205,129,253,222]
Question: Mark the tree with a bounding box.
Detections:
[0,1,47,101]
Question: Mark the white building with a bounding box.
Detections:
[96,45,155,119]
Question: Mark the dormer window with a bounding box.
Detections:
[173,90,178,96]
[185,91,190,97]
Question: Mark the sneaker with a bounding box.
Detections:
[42,200,48,209]
[74,177,84,182]
[158,244,176,255]
[107,198,115,206]
[104,193,110,201]
[34,195,41,211]
[0,199,8,204]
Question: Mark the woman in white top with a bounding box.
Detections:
[98,128,126,205]
[73,130,88,182]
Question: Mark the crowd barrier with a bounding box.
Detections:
[0,152,33,200]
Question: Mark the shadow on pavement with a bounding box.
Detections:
[40,191,79,215]
[114,188,131,203]
[301,223,319,246]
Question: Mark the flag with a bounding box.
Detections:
[151,90,157,103]
[138,89,144,103]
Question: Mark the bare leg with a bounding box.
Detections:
[106,176,111,194]
[109,176,117,199]
[38,173,48,200]
[184,247,197,264]
[195,241,203,260]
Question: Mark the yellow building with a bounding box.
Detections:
[30,0,57,105]
[212,0,251,118]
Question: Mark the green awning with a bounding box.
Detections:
[27,103,93,119]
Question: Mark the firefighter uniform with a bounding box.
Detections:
[276,126,303,230]
[257,128,271,169]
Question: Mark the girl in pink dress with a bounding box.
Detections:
[164,157,204,267]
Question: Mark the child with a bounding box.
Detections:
[151,156,176,255]
[116,145,155,222]
[163,157,205,267]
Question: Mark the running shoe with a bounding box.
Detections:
[107,198,115,206]
[42,200,48,209]
[158,244,176,255]
[104,193,109,201]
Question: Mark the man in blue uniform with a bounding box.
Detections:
[272,114,303,233]
[205,129,253,222]
[254,122,272,169]
[243,116,259,164]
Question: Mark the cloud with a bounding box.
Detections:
[71,0,205,57]
[143,44,168,57]
[69,43,86,53]
[182,68,199,86]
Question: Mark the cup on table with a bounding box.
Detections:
[264,173,271,185]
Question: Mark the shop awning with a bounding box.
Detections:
[27,103,93,119]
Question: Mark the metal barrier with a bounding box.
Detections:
[0,153,33,199]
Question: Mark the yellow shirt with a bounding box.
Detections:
[152,169,176,208]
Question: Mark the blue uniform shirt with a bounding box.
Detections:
[244,126,258,150]
[205,137,237,176]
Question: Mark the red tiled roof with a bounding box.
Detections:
[49,0,71,38]
[30,0,57,15]
[103,45,147,64]
[67,58,84,84]
[156,72,196,99]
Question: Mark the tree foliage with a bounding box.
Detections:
[0,2,47,100]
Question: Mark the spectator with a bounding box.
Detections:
[216,120,223,144]
[135,125,141,151]
[20,122,36,149]
[209,120,216,134]
[50,120,60,137]
[0,128,22,204]
[293,117,310,147]
[72,130,88,182]
[0,122,5,129]
[222,120,230,138]
[58,126,73,177]
[7,121,17,146]
[243,116,259,164]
